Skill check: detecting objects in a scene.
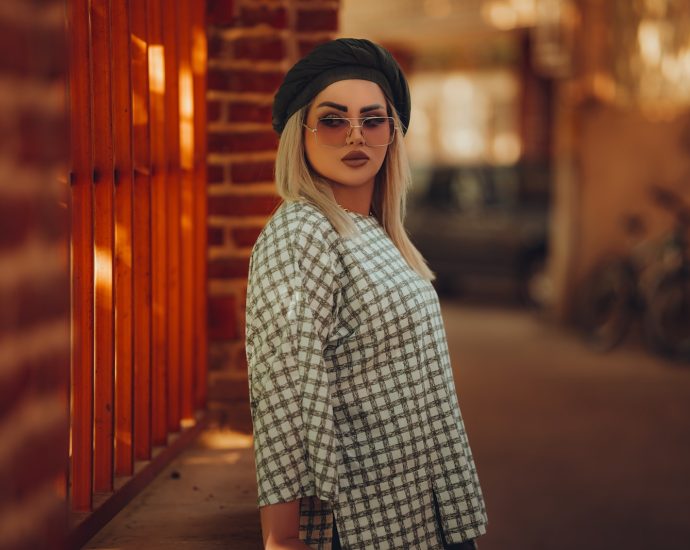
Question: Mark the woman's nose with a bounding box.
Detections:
[346,124,365,145]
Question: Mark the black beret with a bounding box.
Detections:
[272,38,411,136]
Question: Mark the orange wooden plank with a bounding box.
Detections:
[192,0,208,411]
[130,0,153,460]
[67,0,94,512]
[90,0,116,494]
[178,0,196,421]
[147,0,169,447]
[163,0,183,433]
[112,0,135,477]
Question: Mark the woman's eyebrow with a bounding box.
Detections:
[315,102,385,113]
[316,101,347,112]
[360,104,384,113]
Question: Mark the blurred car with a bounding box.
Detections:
[405,163,550,306]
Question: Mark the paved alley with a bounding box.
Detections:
[85,302,690,550]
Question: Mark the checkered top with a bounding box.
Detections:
[246,200,488,549]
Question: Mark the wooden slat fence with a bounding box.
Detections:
[65,0,208,537]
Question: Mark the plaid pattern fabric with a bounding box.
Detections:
[246,200,488,549]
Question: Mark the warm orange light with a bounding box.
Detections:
[407,70,522,165]
[638,20,663,65]
[493,133,521,164]
[481,0,536,30]
[192,28,207,76]
[592,72,617,103]
[423,0,452,19]
[148,45,166,94]
[183,452,242,465]
[94,246,113,295]
[131,33,146,57]
[198,428,254,450]
[179,66,194,170]
[132,91,148,126]
[482,1,518,30]
[114,221,132,269]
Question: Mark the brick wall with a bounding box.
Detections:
[205,0,340,404]
[0,2,70,549]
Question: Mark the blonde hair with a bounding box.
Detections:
[274,101,435,282]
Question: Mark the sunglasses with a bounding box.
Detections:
[303,116,397,147]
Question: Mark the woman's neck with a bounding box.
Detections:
[329,179,375,217]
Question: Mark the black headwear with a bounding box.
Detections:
[272,38,411,136]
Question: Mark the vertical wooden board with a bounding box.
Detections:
[147,0,169,447]
[90,0,116,494]
[192,0,208,410]
[112,0,135,477]
[163,0,183,433]
[178,0,196,421]
[130,0,153,460]
[67,0,94,512]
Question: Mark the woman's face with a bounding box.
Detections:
[304,79,391,192]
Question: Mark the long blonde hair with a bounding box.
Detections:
[274,100,435,281]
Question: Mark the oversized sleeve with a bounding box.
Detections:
[245,223,341,508]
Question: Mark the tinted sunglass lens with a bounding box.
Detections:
[362,117,393,146]
[317,119,350,146]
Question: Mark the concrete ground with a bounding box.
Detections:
[85,302,690,550]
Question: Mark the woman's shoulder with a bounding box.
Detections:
[253,199,339,256]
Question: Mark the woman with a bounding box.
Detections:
[245,38,488,550]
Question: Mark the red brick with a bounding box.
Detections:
[1,407,68,501]
[381,43,414,73]
[1,272,69,334]
[0,0,70,545]
[0,367,31,420]
[208,226,225,246]
[208,130,279,153]
[11,273,70,332]
[239,5,288,29]
[207,100,223,122]
[0,19,65,78]
[233,36,285,61]
[238,284,247,313]
[0,195,33,250]
[227,101,272,124]
[207,68,284,93]
[234,345,248,372]
[207,163,225,183]
[230,160,274,183]
[231,226,264,247]
[36,187,69,245]
[207,33,228,59]
[208,295,239,340]
[208,194,281,216]
[298,37,334,57]
[27,347,70,395]
[18,107,67,165]
[296,9,338,32]
[208,257,250,279]
[207,0,236,26]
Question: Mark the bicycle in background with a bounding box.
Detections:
[576,184,690,361]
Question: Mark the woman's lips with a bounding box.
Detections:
[341,151,369,168]
[342,158,369,168]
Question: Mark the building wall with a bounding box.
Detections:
[205,0,340,404]
[0,2,70,549]
[576,106,690,275]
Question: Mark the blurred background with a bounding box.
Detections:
[344,0,690,321]
[2,0,689,549]
[338,1,690,549]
